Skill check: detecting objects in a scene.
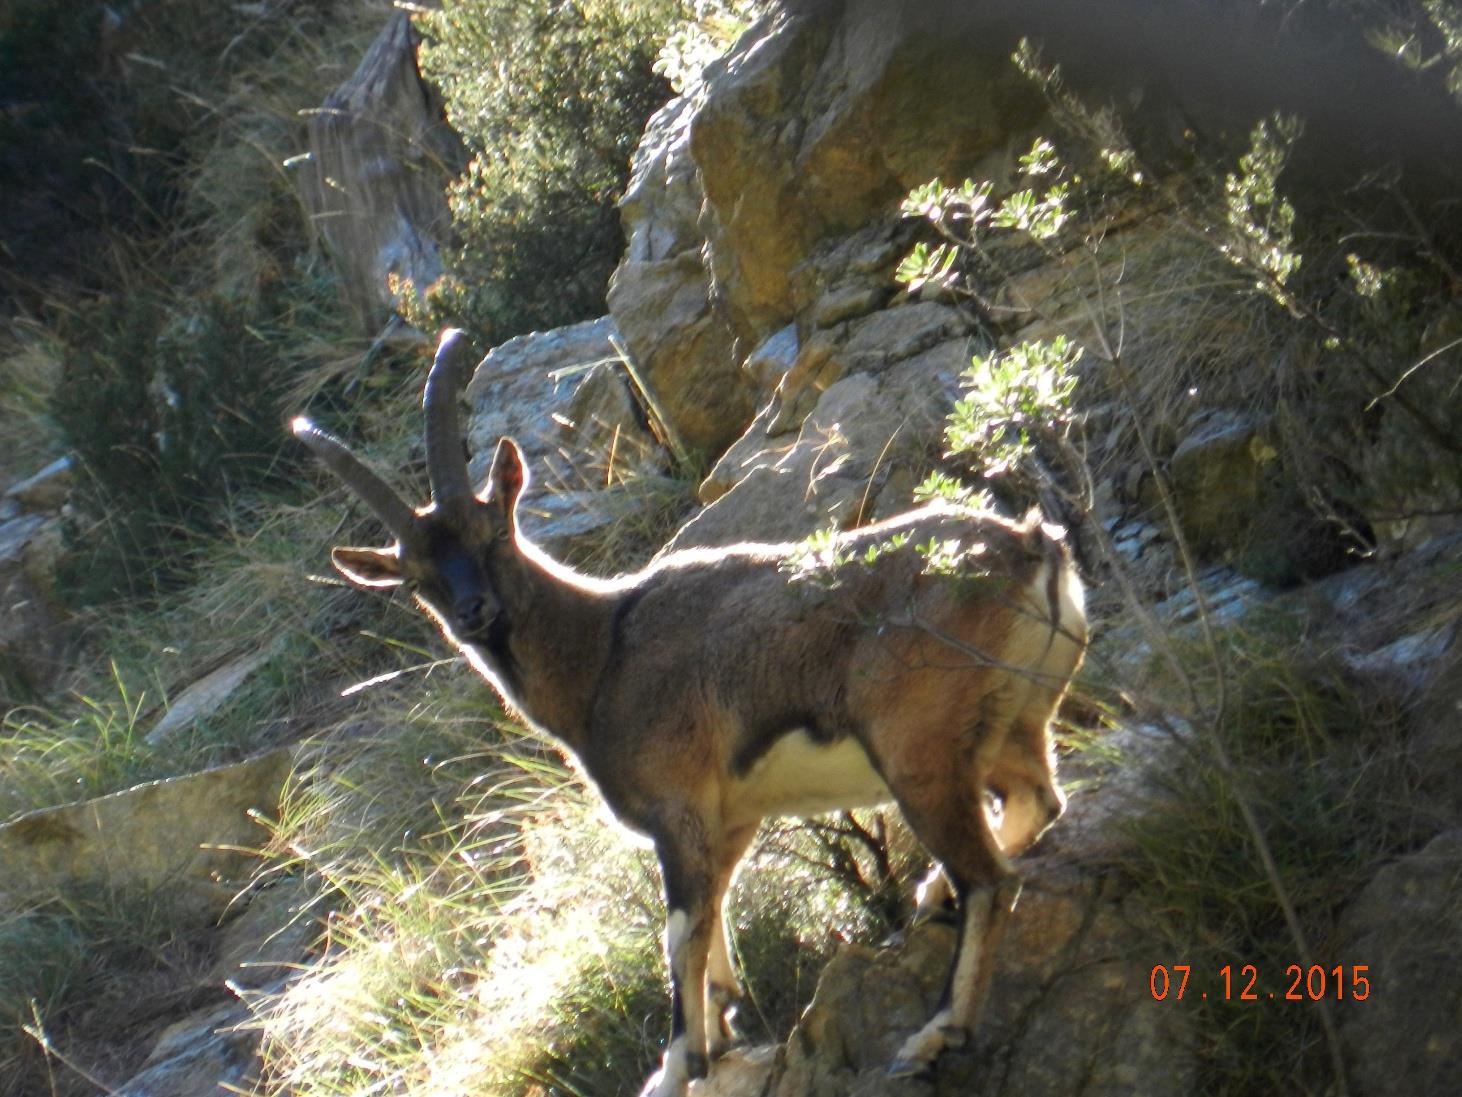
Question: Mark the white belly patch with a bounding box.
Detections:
[727,730,891,824]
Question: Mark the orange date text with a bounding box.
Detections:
[1148,964,1370,1002]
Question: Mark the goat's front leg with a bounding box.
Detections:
[641,828,716,1097]
[703,824,756,1060]
[874,720,1019,1079]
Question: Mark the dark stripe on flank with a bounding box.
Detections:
[729,713,841,779]
[589,584,649,712]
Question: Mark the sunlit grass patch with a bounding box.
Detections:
[0,490,416,821]
[0,667,161,822]
[254,727,666,1097]
[252,662,924,1097]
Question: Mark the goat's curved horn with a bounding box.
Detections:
[293,417,416,540]
[424,328,474,502]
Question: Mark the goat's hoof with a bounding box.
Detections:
[885,1057,934,1081]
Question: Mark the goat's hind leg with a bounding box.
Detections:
[888,866,1021,1077]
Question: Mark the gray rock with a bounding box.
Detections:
[609,86,752,454]
[670,342,964,550]
[742,323,801,397]
[1167,409,1273,558]
[698,1046,780,1097]
[1336,830,1462,1097]
[212,879,318,991]
[463,316,666,493]
[688,3,1043,345]
[674,311,971,550]
[1412,633,1462,822]
[518,482,681,555]
[3,455,72,511]
[114,1000,258,1097]
[146,644,282,746]
[739,869,1193,1097]
[0,511,47,565]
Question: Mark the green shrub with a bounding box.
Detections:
[409,0,689,340]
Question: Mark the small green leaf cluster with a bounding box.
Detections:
[654,0,763,94]
[945,337,1081,476]
[912,470,994,511]
[894,141,1073,294]
[780,528,853,583]
[916,334,1083,515]
[991,182,1071,239]
[863,531,912,566]
[914,536,975,577]
[1344,252,1394,299]
[1220,115,1303,301]
[898,142,1084,506]
[779,528,917,588]
[894,239,961,294]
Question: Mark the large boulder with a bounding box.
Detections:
[688,3,1044,349]
[671,302,971,550]
[0,750,294,920]
[145,643,282,747]
[765,873,1192,1097]
[606,0,1462,506]
[608,86,752,455]
[113,1000,259,1097]
[463,316,666,493]
[462,317,680,550]
[607,0,1049,460]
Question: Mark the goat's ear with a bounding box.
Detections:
[331,546,405,588]
[484,438,526,522]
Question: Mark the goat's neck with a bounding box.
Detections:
[467,542,619,754]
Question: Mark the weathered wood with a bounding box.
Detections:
[299,12,462,329]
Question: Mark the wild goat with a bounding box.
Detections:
[294,329,1087,1095]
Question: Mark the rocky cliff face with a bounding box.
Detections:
[606,1,1462,566]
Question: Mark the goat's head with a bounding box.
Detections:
[292,329,526,645]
